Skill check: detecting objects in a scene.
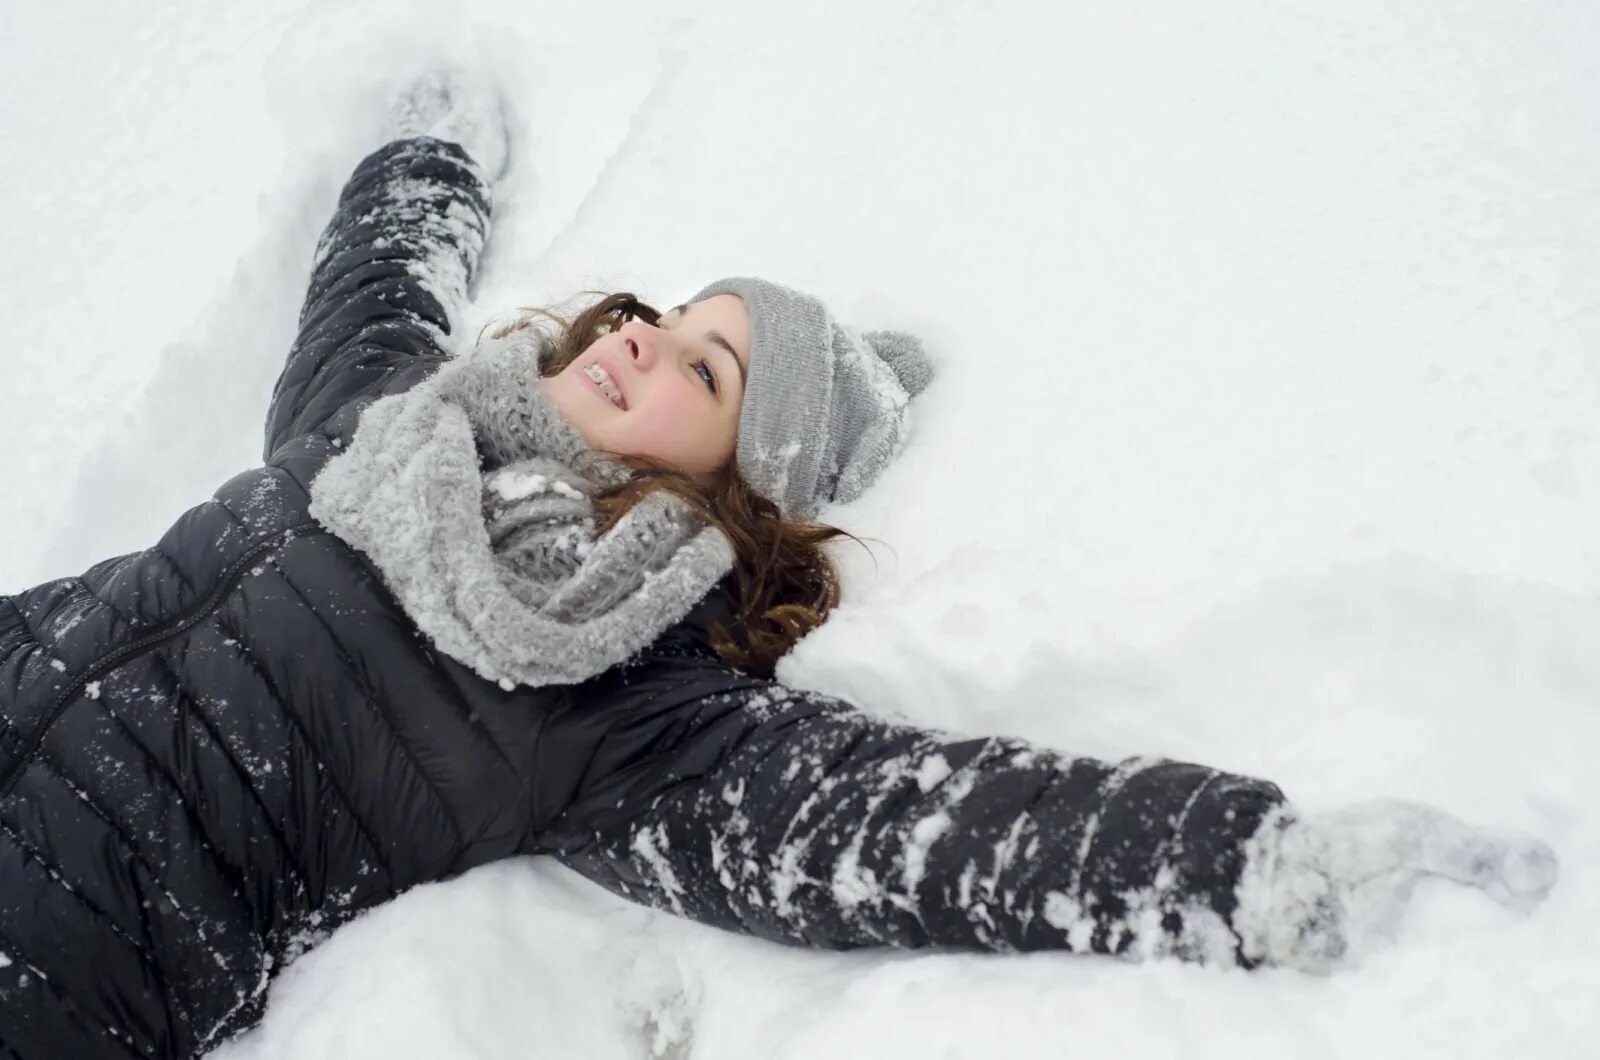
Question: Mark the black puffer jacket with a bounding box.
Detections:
[0,139,1286,1060]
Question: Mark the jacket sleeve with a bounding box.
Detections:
[541,652,1288,966]
[263,136,492,457]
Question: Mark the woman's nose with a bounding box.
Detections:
[622,336,648,370]
[625,325,663,370]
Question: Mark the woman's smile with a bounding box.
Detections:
[581,359,627,410]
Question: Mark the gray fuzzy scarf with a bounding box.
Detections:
[308,334,735,689]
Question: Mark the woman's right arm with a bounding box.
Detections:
[263,135,492,457]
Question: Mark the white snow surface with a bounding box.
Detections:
[3,0,1598,1056]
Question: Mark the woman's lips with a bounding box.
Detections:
[581,361,627,410]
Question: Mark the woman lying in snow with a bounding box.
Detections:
[0,73,1559,1059]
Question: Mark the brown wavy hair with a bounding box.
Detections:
[487,291,864,678]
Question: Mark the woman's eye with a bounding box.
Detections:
[693,359,718,394]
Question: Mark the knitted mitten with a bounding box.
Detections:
[392,69,509,180]
[1234,799,1558,971]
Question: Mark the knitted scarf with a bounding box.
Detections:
[308,334,735,689]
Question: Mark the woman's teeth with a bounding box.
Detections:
[582,363,625,409]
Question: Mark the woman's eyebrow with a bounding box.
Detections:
[706,330,748,390]
[668,304,748,389]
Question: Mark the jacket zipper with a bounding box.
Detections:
[0,525,319,798]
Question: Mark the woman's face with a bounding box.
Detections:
[540,294,751,476]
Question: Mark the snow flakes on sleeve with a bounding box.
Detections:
[552,682,1286,965]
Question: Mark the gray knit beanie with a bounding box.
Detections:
[691,276,934,521]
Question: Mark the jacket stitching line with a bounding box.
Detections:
[543,681,756,837]
[122,837,201,1048]
[1165,767,1224,867]
[1,771,207,1036]
[1000,764,1066,899]
[267,558,470,851]
[0,532,314,800]
[78,568,147,633]
[940,740,1061,948]
[8,597,66,670]
[23,733,221,946]
[212,484,284,554]
[12,585,78,653]
[150,649,317,903]
[773,723,876,852]
[150,541,197,597]
[557,686,817,839]
[0,816,189,1023]
[323,543,535,826]
[211,607,400,891]
[82,656,261,916]
[0,919,157,1060]
[76,550,152,631]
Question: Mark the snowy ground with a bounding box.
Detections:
[3,0,1598,1056]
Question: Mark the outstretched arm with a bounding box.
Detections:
[541,655,1287,964]
[542,643,1558,968]
[264,74,505,457]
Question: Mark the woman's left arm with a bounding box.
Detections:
[540,665,1287,965]
[542,657,1557,969]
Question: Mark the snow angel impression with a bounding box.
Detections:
[0,72,1559,1059]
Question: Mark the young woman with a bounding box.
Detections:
[0,75,1557,1060]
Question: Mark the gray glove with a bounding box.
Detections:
[1235,799,1558,972]
[392,69,509,180]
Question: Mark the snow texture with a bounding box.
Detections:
[2,0,1597,1057]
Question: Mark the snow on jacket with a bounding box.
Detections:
[0,139,1287,1060]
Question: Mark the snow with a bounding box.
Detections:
[902,811,953,893]
[2,0,1597,1057]
[913,753,950,792]
[488,467,585,502]
[489,469,553,500]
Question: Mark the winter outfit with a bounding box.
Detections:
[0,135,1283,1059]
[0,83,1554,1059]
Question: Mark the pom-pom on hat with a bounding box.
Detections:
[691,276,933,521]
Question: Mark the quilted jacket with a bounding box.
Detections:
[0,139,1286,1059]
